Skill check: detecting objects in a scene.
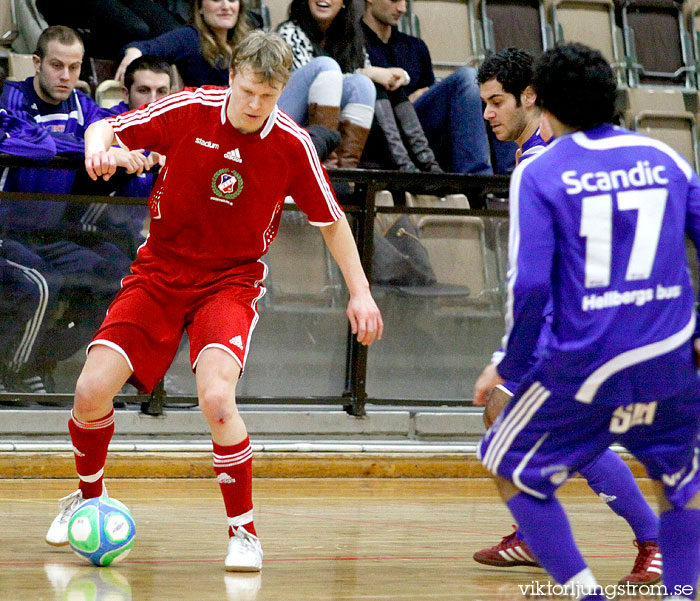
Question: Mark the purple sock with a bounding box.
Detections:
[659,508,700,598]
[578,449,658,542]
[507,492,588,584]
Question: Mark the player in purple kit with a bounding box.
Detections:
[472,48,662,584]
[474,43,700,601]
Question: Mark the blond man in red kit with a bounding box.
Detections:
[45,30,383,572]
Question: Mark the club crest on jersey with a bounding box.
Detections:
[211,168,244,205]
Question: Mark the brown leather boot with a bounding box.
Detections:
[307,103,340,130]
[326,120,371,169]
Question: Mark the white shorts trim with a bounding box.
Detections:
[193,343,243,372]
[495,384,514,397]
[87,340,135,373]
[483,381,551,474]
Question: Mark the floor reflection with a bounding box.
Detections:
[224,573,261,601]
[46,563,131,601]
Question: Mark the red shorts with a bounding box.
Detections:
[89,244,267,393]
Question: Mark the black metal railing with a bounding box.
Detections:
[0,155,509,415]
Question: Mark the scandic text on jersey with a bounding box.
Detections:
[562,161,668,195]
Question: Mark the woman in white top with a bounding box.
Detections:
[276,0,375,167]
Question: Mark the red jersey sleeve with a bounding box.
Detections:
[106,88,208,155]
[276,111,344,225]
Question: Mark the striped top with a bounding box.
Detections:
[0,77,111,229]
[107,86,342,269]
[0,108,56,160]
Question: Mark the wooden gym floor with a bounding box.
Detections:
[0,477,662,601]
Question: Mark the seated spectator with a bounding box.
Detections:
[37,0,186,59]
[114,0,251,87]
[361,0,496,174]
[364,84,442,172]
[104,55,172,256]
[276,0,376,167]
[68,55,172,258]
[0,26,156,393]
[0,65,63,396]
[114,55,172,114]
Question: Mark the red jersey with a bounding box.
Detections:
[106,86,343,269]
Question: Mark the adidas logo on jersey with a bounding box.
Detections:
[224,148,242,163]
[229,335,243,350]
[217,472,236,484]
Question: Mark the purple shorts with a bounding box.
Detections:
[478,373,700,509]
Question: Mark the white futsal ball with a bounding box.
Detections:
[68,497,136,567]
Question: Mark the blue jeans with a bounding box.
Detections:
[414,66,492,175]
[278,56,375,125]
[340,72,376,112]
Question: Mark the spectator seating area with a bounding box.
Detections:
[0,0,507,320]
[4,0,700,171]
[0,0,699,406]
[1,0,697,308]
[258,0,700,171]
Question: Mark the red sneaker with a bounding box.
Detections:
[618,540,662,585]
[473,527,539,567]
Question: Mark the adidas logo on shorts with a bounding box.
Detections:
[217,472,236,484]
[229,335,243,350]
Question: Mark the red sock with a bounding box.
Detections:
[68,408,114,498]
[213,437,256,537]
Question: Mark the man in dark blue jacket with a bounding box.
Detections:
[0,65,63,396]
[0,26,155,395]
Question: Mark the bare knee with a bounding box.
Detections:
[656,481,700,513]
[199,387,238,426]
[74,372,115,419]
[494,475,522,503]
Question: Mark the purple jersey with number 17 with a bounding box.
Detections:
[497,123,700,406]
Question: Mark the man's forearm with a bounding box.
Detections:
[320,215,371,296]
[84,120,118,154]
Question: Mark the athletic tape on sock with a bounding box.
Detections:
[227,510,254,528]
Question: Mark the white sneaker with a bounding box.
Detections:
[45,485,108,546]
[225,527,263,572]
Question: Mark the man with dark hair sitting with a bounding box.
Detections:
[100,55,172,257]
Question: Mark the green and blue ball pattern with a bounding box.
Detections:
[68,497,136,566]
